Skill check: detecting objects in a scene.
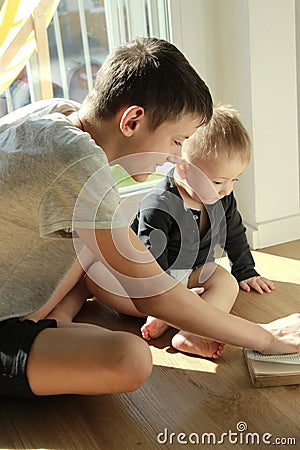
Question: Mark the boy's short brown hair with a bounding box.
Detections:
[182,104,251,164]
[85,37,213,130]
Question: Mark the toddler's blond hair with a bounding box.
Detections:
[182,104,251,165]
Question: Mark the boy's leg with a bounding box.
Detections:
[22,248,94,322]
[45,276,91,322]
[23,249,143,323]
[27,322,152,396]
[171,263,239,358]
[21,253,152,396]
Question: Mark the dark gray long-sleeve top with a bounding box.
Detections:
[131,169,259,282]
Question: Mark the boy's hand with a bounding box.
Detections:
[239,276,275,294]
[259,313,300,354]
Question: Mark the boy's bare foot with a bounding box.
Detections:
[141,316,171,340]
[171,330,225,358]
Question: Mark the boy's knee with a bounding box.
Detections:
[113,333,153,391]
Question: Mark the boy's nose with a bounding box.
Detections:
[170,146,181,157]
[167,154,183,164]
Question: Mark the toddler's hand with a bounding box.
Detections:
[239,276,275,294]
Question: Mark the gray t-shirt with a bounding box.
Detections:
[0,99,127,320]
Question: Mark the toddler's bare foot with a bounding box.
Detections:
[171,330,225,358]
[141,316,171,340]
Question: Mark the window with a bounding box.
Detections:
[0,0,169,115]
[0,0,170,190]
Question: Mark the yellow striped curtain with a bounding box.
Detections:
[0,0,60,95]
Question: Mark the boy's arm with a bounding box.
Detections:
[76,226,300,355]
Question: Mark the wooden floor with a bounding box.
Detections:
[1,241,300,450]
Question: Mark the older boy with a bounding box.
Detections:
[0,39,299,398]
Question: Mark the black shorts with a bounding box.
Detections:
[0,318,57,398]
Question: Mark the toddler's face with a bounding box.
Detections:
[187,154,248,204]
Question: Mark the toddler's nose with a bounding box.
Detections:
[219,187,231,197]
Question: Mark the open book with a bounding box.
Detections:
[243,348,300,388]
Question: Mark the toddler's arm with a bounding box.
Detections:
[223,194,259,281]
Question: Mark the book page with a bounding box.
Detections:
[245,349,300,365]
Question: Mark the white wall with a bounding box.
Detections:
[168,0,217,93]
[296,1,300,204]
[169,0,300,248]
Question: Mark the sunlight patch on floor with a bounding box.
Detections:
[151,346,219,372]
[218,252,300,284]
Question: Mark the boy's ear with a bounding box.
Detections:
[119,106,145,136]
[176,159,190,179]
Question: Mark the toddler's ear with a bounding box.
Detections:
[176,159,190,180]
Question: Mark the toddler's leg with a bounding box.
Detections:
[87,261,169,339]
[189,263,239,311]
[172,264,239,358]
[140,287,206,340]
[141,316,171,340]
[140,269,194,340]
[41,250,144,321]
